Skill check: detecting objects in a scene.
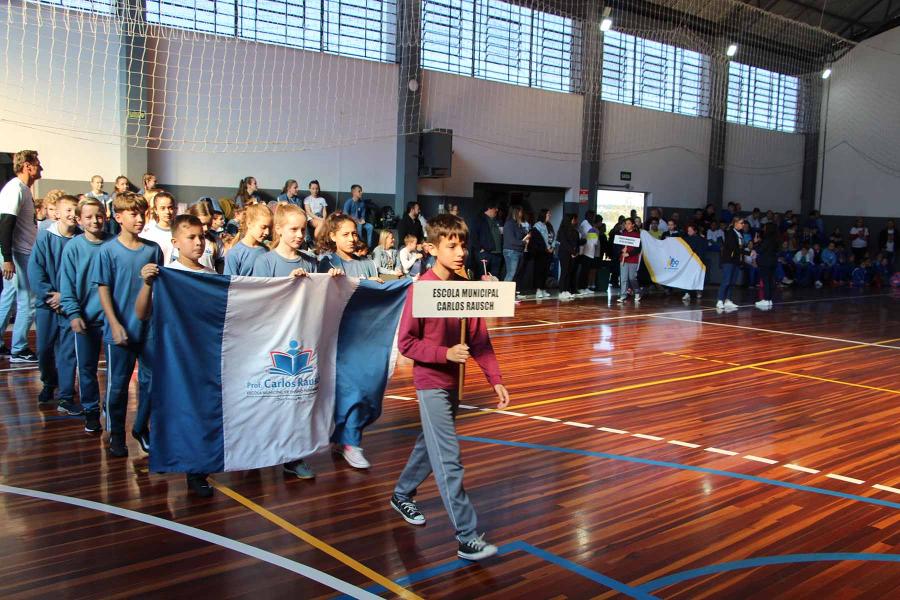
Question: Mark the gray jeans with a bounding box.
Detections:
[394,388,478,543]
[620,261,641,296]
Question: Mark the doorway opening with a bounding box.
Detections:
[596,189,645,227]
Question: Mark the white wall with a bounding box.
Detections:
[724,123,804,213]
[599,102,710,209]
[819,26,900,217]
[0,2,122,185]
[146,35,398,192]
[418,70,583,199]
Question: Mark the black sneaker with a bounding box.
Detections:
[283,459,315,479]
[10,348,38,363]
[132,429,150,454]
[390,494,426,525]
[84,411,102,433]
[37,386,56,405]
[57,401,83,416]
[107,432,128,457]
[458,534,498,561]
[186,473,213,498]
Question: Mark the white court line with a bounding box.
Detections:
[784,464,820,474]
[458,404,478,410]
[826,473,866,485]
[384,394,414,401]
[563,421,594,428]
[598,427,629,435]
[489,293,889,332]
[873,484,900,495]
[744,455,779,465]
[0,484,380,599]
[530,415,560,423]
[488,307,703,331]
[494,410,526,417]
[632,433,664,441]
[652,314,900,350]
[668,440,701,449]
[705,447,738,456]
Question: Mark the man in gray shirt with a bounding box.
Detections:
[0,150,43,362]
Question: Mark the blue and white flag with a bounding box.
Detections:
[148,270,411,474]
[639,230,706,290]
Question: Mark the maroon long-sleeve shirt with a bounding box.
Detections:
[398,269,503,391]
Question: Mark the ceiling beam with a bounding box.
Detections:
[838,0,887,36]
[773,0,859,26]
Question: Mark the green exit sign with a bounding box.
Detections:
[620,171,632,181]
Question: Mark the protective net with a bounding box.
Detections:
[0,0,861,161]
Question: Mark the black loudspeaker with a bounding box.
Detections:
[419,128,452,178]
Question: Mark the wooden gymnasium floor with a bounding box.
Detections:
[1,285,899,599]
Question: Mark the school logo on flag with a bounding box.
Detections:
[640,231,706,290]
[244,340,320,400]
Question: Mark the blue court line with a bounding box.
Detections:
[339,540,656,600]
[636,553,900,592]
[456,435,900,511]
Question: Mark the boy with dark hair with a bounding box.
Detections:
[391,213,510,561]
[93,192,163,457]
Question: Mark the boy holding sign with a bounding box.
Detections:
[615,217,642,304]
[392,214,510,561]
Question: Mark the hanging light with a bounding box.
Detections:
[600,17,613,32]
[726,43,738,58]
[821,67,832,79]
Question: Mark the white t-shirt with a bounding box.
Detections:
[304,196,327,218]
[140,222,175,264]
[167,260,215,274]
[850,226,869,248]
[0,178,37,254]
[172,238,216,272]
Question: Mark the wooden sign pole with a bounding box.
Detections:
[459,318,467,401]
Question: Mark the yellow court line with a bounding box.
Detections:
[665,351,900,395]
[372,336,900,435]
[748,365,900,395]
[210,480,423,600]
[473,336,900,414]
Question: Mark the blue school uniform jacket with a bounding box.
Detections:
[27,222,76,311]
[59,232,112,326]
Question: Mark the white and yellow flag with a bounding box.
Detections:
[639,230,706,290]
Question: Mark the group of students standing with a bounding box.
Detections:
[1,153,510,561]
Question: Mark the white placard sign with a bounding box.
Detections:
[614,234,641,247]
[412,281,517,318]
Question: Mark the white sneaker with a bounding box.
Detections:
[682,293,691,301]
[559,291,571,300]
[535,289,544,298]
[716,300,725,309]
[341,445,370,469]
[755,300,768,309]
[723,300,738,310]
[634,294,641,303]
[617,295,627,304]
[579,289,591,296]
[815,280,823,289]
